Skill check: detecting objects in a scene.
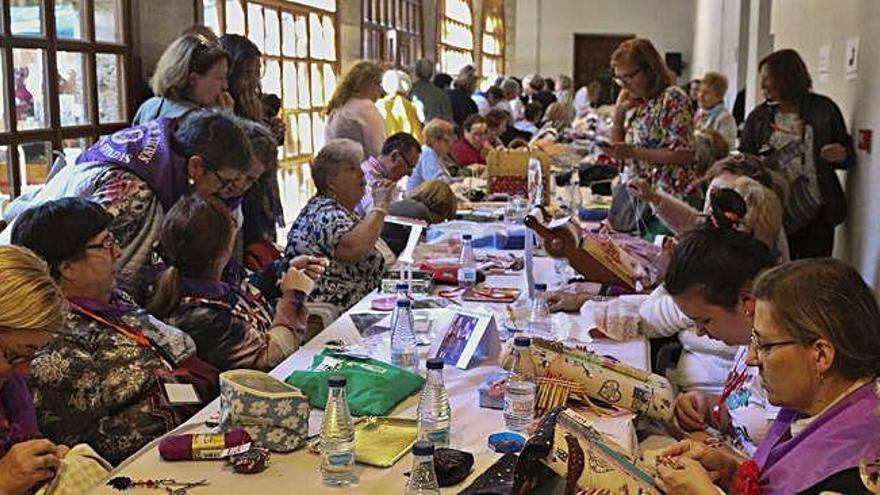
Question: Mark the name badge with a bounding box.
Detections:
[163,383,202,405]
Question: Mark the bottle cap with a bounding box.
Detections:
[328,375,346,387]
[396,299,412,308]
[395,282,409,291]
[426,358,444,370]
[412,440,435,456]
[462,234,473,240]
[488,432,525,453]
[513,336,531,347]
[534,283,547,291]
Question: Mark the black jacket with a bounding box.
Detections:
[739,93,855,226]
[447,87,479,129]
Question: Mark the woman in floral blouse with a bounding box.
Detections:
[149,194,324,372]
[602,38,696,236]
[284,139,395,312]
[11,198,219,465]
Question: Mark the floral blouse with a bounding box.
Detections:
[28,291,199,465]
[163,279,308,372]
[284,196,385,311]
[624,86,695,197]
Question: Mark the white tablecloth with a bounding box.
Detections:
[89,256,648,494]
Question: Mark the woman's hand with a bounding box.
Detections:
[626,178,659,203]
[655,457,718,495]
[289,255,328,281]
[0,440,62,495]
[615,88,643,113]
[598,141,636,161]
[280,266,314,295]
[215,91,235,112]
[660,440,742,490]
[820,143,848,163]
[675,391,710,431]
[371,178,397,210]
[547,291,590,312]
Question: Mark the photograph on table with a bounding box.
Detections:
[434,307,499,369]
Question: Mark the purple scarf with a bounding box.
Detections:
[0,375,39,456]
[753,380,880,494]
[77,118,188,211]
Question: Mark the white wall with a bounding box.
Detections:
[769,0,880,288]
[513,0,697,81]
[691,0,746,107]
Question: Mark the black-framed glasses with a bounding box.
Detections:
[211,169,240,191]
[395,150,414,171]
[0,328,73,366]
[85,232,118,251]
[614,68,641,86]
[749,329,799,358]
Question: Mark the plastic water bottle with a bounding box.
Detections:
[504,336,537,432]
[527,283,553,337]
[457,234,477,288]
[395,281,409,302]
[417,358,451,448]
[405,441,441,495]
[390,299,419,373]
[320,376,357,486]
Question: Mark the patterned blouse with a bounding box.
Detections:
[163,279,308,372]
[284,196,385,311]
[623,86,696,197]
[28,291,199,465]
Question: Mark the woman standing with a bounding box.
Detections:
[133,34,232,123]
[324,61,387,159]
[740,49,854,259]
[601,38,695,235]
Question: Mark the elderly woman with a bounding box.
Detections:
[0,245,68,495]
[657,258,880,495]
[1,110,256,303]
[11,198,219,465]
[451,114,491,169]
[324,61,387,159]
[602,38,695,233]
[407,118,457,192]
[740,49,854,259]
[133,34,232,123]
[148,194,322,371]
[382,180,457,256]
[285,139,394,312]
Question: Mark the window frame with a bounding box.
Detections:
[437,0,475,76]
[480,0,504,81]
[0,0,131,202]
[200,0,340,167]
[361,0,424,68]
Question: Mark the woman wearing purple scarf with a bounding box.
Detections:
[0,246,67,495]
[1,110,256,303]
[657,259,880,495]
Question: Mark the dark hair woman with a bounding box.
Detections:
[12,197,219,465]
[740,49,855,259]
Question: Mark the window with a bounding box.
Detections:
[202,0,339,221]
[362,0,423,68]
[438,0,474,75]
[481,0,504,86]
[0,0,130,216]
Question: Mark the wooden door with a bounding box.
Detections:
[573,34,634,106]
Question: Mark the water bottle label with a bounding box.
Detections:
[426,429,450,445]
[504,395,534,416]
[458,268,476,282]
[327,452,354,466]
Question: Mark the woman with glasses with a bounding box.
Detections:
[324,61,387,160]
[133,33,233,124]
[11,198,219,466]
[664,222,778,456]
[657,259,880,495]
[0,245,69,495]
[148,193,324,372]
[602,38,696,236]
[1,109,254,304]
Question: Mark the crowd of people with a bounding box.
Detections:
[0,24,875,495]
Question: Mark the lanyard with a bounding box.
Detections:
[68,301,176,369]
[713,351,750,425]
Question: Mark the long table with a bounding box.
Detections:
[89,256,648,494]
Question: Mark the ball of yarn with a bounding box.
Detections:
[159,429,251,461]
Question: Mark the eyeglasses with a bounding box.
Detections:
[396,150,414,171]
[749,329,799,358]
[614,68,641,86]
[86,232,118,251]
[211,169,241,192]
[0,337,38,367]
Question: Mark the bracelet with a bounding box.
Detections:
[370,206,388,216]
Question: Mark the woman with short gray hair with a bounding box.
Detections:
[283,139,395,311]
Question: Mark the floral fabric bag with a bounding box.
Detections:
[219,370,310,452]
